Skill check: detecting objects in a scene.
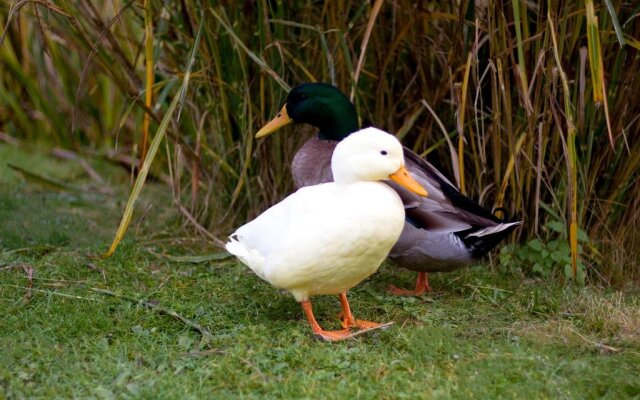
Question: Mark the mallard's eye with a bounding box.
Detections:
[380,150,388,155]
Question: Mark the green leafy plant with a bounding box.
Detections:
[500,221,590,284]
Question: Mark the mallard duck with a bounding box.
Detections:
[226,128,427,341]
[256,83,521,295]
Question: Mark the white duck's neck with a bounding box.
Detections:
[332,156,386,187]
[332,168,377,189]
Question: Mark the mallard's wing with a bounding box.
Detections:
[395,147,509,233]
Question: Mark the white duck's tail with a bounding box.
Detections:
[225,234,267,279]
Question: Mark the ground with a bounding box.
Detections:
[1,143,639,399]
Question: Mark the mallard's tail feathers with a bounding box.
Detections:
[457,221,521,259]
[466,221,522,238]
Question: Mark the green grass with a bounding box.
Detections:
[1,145,639,398]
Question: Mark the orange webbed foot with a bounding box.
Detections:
[338,292,392,332]
[341,315,386,330]
[312,328,354,342]
[386,272,432,296]
[302,299,360,342]
[386,284,427,296]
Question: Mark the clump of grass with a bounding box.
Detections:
[1,2,639,282]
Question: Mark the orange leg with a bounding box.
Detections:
[301,300,352,342]
[338,292,384,330]
[386,272,432,296]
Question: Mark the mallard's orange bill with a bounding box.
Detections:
[255,105,292,138]
[389,166,428,197]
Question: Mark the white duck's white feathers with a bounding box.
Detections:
[226,128,410,301]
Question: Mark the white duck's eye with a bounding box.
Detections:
[380,150,388,155]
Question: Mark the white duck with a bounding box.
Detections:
[226,128,427,341]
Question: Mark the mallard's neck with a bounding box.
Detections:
[315,107,359,141]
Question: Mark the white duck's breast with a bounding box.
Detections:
[264,182,405,301]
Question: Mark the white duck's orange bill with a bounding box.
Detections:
[255,105,292,138]
[389,166,428,197]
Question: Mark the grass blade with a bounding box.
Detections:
[585,0,603,104]
[208,8,290,92]
[420,99,460,187]
[586,0,615,148]
[511,0,531,113]
[7,163,80,192]
[350,0,384,101]
[140,0,155,165]
[105,20,204,258]
[148,250,233,263]
[90,287,213,342]
[603,0,625,47]
[457,52,473,194]
[496,132,526,211]
[549,8,579,281]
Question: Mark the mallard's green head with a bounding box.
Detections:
[256,83,359,141]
